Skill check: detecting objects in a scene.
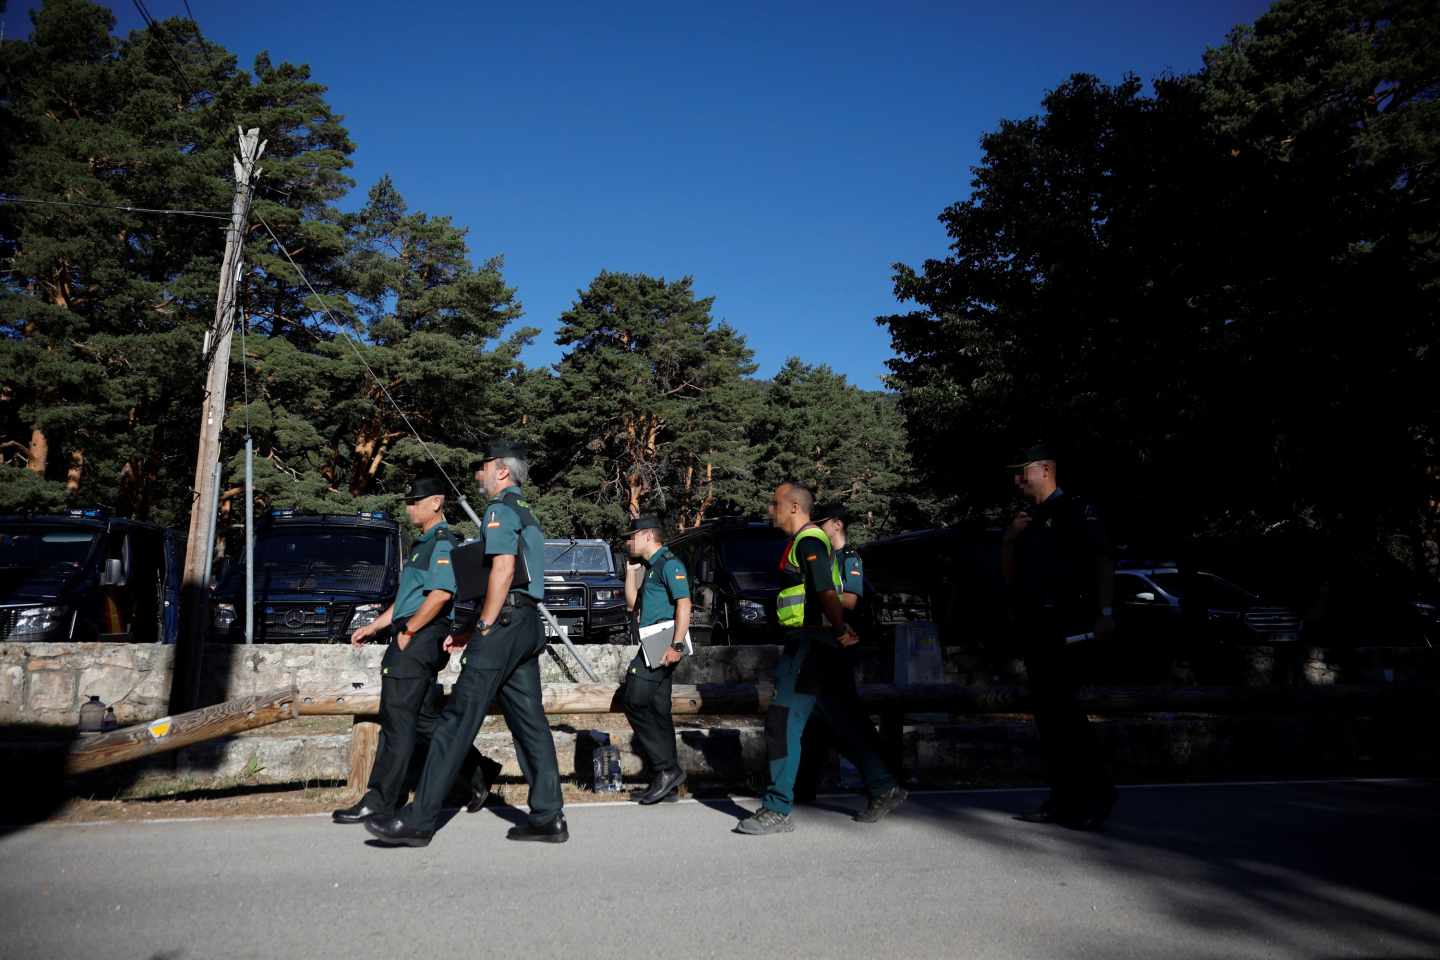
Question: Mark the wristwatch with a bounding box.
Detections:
[475,619,489,635]
[669,641,685,653]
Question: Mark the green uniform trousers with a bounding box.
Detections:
[403,605,563,831]
[762,631,896,816]
[622,652,679,775]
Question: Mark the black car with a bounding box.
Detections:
[668,518,791,645]
[1113,562,1304,645]
[0,509,181,643]
[208,510,401,643]
[541,539,628,642]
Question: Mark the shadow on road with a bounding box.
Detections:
[896,780,1440,957]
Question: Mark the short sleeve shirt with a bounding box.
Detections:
[483,485,546,600]
[836,545,864,598]
[637,545,690,628]
[394,522,456,620]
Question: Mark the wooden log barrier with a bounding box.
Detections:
[67,681,1434,777]
[66,686,300,776]
[298,681,1435,719]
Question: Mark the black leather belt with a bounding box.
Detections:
[505,592,538,609]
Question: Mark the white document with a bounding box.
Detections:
[638,619,694,668]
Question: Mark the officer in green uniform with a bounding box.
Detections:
[794,502,886,804]
[737,483,907,835]
[332,476,499,825]
[367,441,567,847]
[621,515,692,805]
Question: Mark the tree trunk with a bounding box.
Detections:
[27,427,47,476]
[65,450,84,492]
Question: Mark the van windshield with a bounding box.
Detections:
[545,542,612,574]
[223,528,392,593]
[719,532,789,592]
[0,527,98,571]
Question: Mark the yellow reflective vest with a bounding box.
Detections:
[776,527,842,628]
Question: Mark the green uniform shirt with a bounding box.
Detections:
[637,545,690,628]
[483,485,546,600]
[395,522,456,620]
[836,544,864,598]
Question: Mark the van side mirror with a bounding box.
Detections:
[100,557,125,587]
[1135,591,1156,603]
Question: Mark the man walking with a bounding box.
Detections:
[366,442,567,847]
[332,475,499,825]
[1002,444,1118,830]
[621,515,692,804]
[737,483,906,835]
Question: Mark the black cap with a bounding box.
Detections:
[1007,443,1060,469]
[627,515,662,534]
[404,476,448,502]
[469,439,528,472]
[812,502,849,525]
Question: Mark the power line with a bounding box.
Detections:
[251,211,470,497]
[0,194,234,219]
[130,0,209,106]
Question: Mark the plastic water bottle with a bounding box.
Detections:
[603,745,623,793]
[79,695,105,733]
[589,731,620,793]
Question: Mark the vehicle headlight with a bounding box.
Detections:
[348,603,382,630]
[737,599,766,624]
[11,605,70,637]
[592,589,620,604]
[212,603,238,630]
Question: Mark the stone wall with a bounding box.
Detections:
[0,642,174,726]
[4,637,1433,730]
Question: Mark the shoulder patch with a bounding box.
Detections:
[674,573,686,581]
[436,558,450,565]
[805,553,818,561]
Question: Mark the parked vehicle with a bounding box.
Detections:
[667,518,791,645]
[541,538,629,642]
[208,509,401,643]
[1114,562,1304,644]
[0,509,181,643]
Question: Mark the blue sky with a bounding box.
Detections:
[5,0,1273,388]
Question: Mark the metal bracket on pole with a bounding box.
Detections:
[456,495,599,682]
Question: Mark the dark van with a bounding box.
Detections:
[667,518,790,646]
[0,509,181,643]
[208,509,401,643]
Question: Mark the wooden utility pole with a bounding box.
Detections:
[175,127,264,711]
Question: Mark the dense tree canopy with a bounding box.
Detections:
[880,0,1438,577]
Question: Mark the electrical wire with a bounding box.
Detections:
[251,211,468,498]
[0,194,233,219]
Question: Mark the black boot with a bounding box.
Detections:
[364,815,434,847]
[332,798,390,824]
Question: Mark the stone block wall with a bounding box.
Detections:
[0,643,175,726]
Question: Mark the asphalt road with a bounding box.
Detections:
[1,779,1436,960]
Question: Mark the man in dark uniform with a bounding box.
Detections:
[794,503,885,804]
[1001,444,1118,830]
[367,441,567,847]
[621,515,692,805]
[332,476,500,825]
[737,483,906,835]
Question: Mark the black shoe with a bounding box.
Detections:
[364,816,434,847]
[1069,785,1118,831]
[466,757,505,813]
[1016,798,1065,824]
[332,800,390,824]
[506,814,569,843]
[638,769,686,805]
